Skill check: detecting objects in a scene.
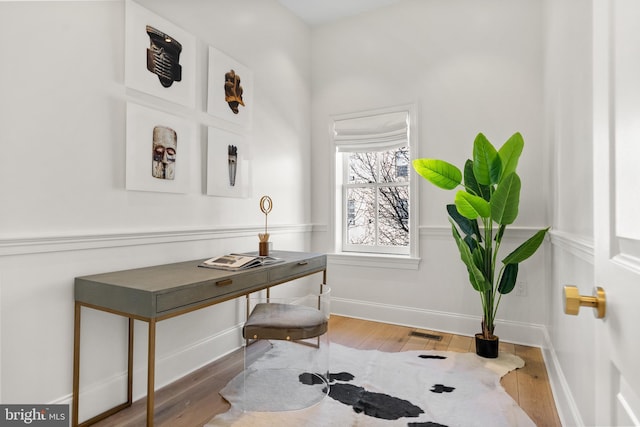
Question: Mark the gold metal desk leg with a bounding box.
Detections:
[127,318,134,405]
[147,319,156,427]
[72,302,81,427]
[72,306,135,427]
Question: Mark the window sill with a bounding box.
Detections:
[327,252,421,270]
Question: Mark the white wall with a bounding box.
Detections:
[544,0,596,425]
[1,0,311,237]
[310,0,549,344]
[0,0,312,418]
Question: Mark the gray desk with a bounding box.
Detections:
[72,251,326,427]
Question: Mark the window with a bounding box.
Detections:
[333,107,416,256]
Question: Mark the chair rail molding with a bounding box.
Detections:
[549,229,594,264]
[0,224,312,256]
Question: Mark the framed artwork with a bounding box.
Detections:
[206,127,251,198]
[126,103,196,193]
[125,0,196,107]
[207,46,253,127]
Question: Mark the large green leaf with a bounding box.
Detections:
[498,263,519,294]
[464,160,491,201]
[495,224,506,243]
[464,234,478,251]
[412,159,461,190]
[455,191,491,219]
[471,245,486,273]
[498,132,524,182]
[451,221,490,292]
[491,173,521,225]
[490,155,502,185]
[447,203,482,242]
[447,204,474,236]
[502,227,550,264]
[472,133,498,186]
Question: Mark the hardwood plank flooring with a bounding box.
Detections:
[92,315,561,427]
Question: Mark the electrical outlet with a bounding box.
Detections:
[515,281,528,297]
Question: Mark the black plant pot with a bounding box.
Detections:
[475,333,499,358]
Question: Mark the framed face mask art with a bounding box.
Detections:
[207,46,253,127]
[206,127,251,198]
[126,103,196,193]
[151,126,177,180]
[125,0,196,107]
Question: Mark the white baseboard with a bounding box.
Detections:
[541,330,584,427]
[331,297,546,347]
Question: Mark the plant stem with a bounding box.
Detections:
[494,293,503,322]
[483,216,493,338]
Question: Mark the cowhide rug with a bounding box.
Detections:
[206,341,535,427]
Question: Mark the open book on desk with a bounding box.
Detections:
[198,254,284,271]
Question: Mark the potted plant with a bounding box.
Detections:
[412,132,549,358]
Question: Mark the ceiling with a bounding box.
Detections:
[276,0,404,27]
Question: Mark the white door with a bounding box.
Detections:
[593,0,640,425]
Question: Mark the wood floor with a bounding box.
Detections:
[92,315,561,427]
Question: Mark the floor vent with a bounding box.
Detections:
[409,331,443,341]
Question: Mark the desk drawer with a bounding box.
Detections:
[269,256,325,283]
[156,270,269,313]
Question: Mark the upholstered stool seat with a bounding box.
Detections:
[243,302,328,341]
[241,285,330,412]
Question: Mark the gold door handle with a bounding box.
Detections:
[563,285,606,319]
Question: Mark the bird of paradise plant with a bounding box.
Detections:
[412,132,549,353]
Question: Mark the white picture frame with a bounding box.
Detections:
[125,0,196,107]
[126,103,196,193]
[206,127,251,198]
[207,46,253,127]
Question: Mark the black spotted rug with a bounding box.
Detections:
[206,342,535,427]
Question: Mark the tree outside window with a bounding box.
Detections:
[344,147,410,252]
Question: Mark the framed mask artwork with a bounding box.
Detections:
[126,103,196,193]
[207,46,253,127]
[125,0,196,107]
[206,127,251,198]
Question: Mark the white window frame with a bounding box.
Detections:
[331,105,418,259]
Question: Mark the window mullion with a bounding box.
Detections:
[374,151,381,246]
